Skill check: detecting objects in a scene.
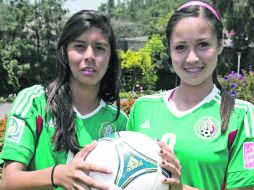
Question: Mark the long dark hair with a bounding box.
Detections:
[45,10,121,153]
[165,0,235,133]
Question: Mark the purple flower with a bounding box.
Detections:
[231,83,237,88]
[224,76,229,81]
[239,74,244,80]
[229,71,235,78]
[231,90,237,96]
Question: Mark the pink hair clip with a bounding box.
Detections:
[177,0,221,21]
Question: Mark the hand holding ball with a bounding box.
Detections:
[85,131,171,190]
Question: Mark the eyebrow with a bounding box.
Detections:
[172,41,186,45]
[173,37,213,43]
[197,36,214,41]
[71,40,109,47]
[71,40,84,43]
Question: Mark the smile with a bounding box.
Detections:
[185,67,203,74]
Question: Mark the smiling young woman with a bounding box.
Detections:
[127,1,254,190]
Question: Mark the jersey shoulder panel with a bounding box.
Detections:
[11,85,46,118]
[234,98,254,111]
[134,92,166,105]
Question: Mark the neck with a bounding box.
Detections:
[172,82,214,111]
[70,81,100,115]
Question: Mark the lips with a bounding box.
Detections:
[81,67,96,75]
[185,66,203,74]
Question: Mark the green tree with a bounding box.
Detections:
[0,0,9,94]
[215,0,253,47]
[214,0,254,70]
[108,0,115,17]
[0,0,67,96]
[100,0,186,38]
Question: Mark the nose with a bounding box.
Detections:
[186,49,199,64]
[84,46,95,61]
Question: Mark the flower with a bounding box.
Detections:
[224,76,229,81]
[231,90,237,96]
[229,71,235,78]
[231,83,237,88]
[219,69,254,104]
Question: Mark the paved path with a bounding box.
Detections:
[0,103,12,119]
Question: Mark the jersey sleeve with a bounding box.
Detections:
[0,85,45,166]
[226,102,254,189]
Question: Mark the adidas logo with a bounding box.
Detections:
[140,120,150,129]
[127,156,143,172]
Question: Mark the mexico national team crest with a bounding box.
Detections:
[194,117,220,140]
[6,116,25,143]
[99,122,116,138]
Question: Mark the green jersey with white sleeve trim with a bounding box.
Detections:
[0,85,128,189]
[127,85,254,190]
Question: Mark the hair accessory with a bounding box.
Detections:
[177,0,221,21]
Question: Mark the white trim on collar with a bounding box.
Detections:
[163,85,219,117]
[73,99,106,119]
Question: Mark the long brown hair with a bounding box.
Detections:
[46,10,121,154]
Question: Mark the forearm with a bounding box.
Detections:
[1,167,54,190]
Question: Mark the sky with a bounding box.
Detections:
[64,0,108,14]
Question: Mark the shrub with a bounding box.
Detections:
[219,70,254,104]
[0,117,8,132]
[120,98,137,115]
[0,117,8,155]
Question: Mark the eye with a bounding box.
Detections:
[96,45,106,51]
[174,44,186,52]
[95,43,109,52]
[74,43,86,50]
[198,42,209,49]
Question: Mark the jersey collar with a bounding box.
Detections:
[164,85,219,117]
[73,99,106,119]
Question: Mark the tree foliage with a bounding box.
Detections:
[215,0,253,50]
[119,49,157,92]
[119,36,165,91]
[0,0,67,96]
[100,0,184,38]
[212,0,254,72]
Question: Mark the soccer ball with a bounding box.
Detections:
[85,131,171,190]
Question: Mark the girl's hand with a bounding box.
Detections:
[54,141,113,190]
[157,140,183,190]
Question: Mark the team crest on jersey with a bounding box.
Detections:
[99,122,116,138]
[6,116,25,143]
[194,117,220,140]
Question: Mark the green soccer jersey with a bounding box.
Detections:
[127,85,254,190]
[0,85,128,189]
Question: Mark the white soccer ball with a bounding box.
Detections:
[85,131,171,190]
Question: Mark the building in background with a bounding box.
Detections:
[117,36,148,51]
